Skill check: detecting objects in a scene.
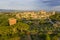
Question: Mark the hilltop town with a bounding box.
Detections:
[16,10,55,20]
[7,10,56,26]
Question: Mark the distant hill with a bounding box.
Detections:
[0,9,39,12]
[0,9,18,12]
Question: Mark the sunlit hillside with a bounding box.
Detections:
[0,10,60,40]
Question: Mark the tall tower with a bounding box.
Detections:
[40,10,46,14]
[52,11,55,15]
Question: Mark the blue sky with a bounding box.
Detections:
[0,0,60,11]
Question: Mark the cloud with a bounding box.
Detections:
[52,6,60,11]
[42,0,60,7]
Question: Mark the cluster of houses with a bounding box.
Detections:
[8,10,56,25]
[16,10,55,20]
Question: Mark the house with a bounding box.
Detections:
[16,14,21,19]
[53,21,60,27]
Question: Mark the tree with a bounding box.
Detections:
[50,13,60,21]
[52,36,59,40]
[46,34,51,40]
[15,22,32,40]
[15,22,30,32]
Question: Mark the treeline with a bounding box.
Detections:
[0,12,60,40]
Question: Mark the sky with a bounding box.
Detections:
[0,0,60,11]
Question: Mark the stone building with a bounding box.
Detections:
[8,18,17,26]
[16,13,21,19]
